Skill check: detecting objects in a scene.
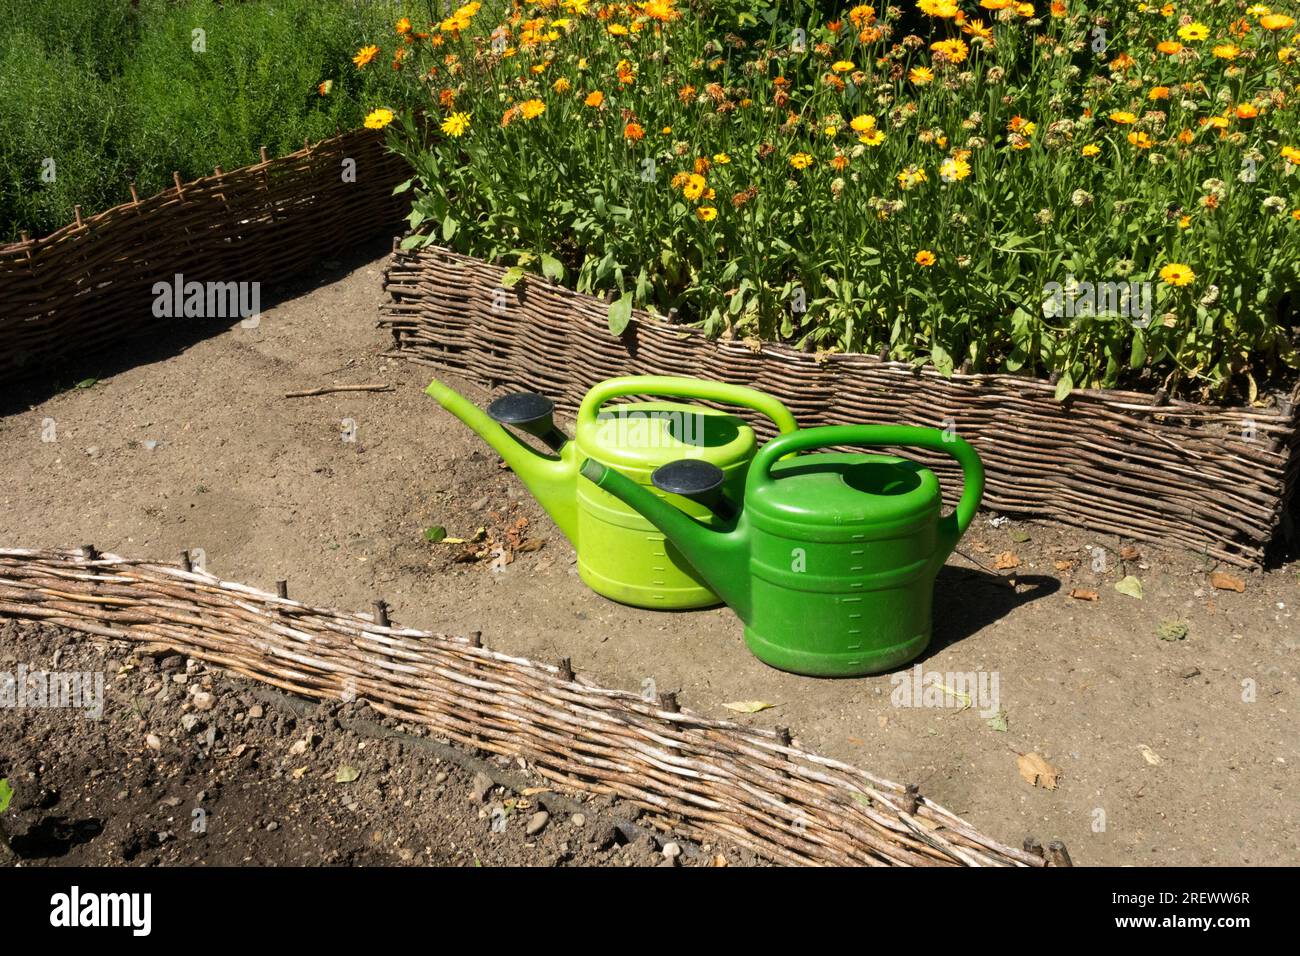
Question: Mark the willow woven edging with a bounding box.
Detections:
[0,129,410,384]
[0,546,1062,868]
[379,245,1300,570]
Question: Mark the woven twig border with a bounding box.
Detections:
[0,130,409,382]
[0,546,1056,868]
[379,245,1300,569]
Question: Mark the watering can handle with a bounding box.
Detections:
[575,376,798,436]
[751,424,985,560]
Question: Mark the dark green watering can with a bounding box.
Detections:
[580,425,984,676]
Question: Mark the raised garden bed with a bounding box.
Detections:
[0,129,409,383]
[380,245,1300,570]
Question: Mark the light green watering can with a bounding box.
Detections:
[581,425,984,676]
[425,375,797,609]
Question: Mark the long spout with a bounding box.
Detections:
[425,377,579,544]
[579,459,751,621]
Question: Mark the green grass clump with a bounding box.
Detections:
[0,0,406,242]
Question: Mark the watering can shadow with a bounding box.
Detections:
[920,568,1061,662]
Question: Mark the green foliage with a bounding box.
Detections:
[0,0,405,241]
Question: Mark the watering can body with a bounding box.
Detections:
[581,425,984,676]
[425,375,797,609]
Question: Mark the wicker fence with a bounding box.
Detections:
[380,246,1300,569]
[0,129,410,383]
[0,546,1063,867]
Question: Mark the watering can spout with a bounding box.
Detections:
[579,459,751,619]
[424,377,579,543]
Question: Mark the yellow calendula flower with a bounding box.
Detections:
[608,23,629,36]
[553,77,571,93]
[520,98,546,120]
[832,60,855,73]
[909,66,934,85]
[712,153,731,164]
[682,173,707,200]
[1177,22,1209,41]
[1212,44,1240,60]
[696,206,718,222]
[441,111,471,137]
[1159,263,1196,287]
[939,156,971,182]
[1127,131,1154,149]
[1282,145,1300,164]
[353,45,380,69]
[896,165,928,190]
[1109,110,1137,125]
[1081,143,1101,157]
[364,107,395,129]
[850,114,877,133]
[915,249,936,266]
[789,152,813,170]
[931,38,968,63]
[859,129,886,146]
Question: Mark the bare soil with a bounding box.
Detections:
[2,241,1297,866]
[0,617,751,866]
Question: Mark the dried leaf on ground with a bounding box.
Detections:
[1070,588,1099,601]
[1017,752,1060,790]
[1114,575,1144,599]
[1138,745,1162,766]
[721,700,776,714]
[1209,571,1246,593]
[994,551,1020,571]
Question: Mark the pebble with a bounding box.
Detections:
[470,771,494,802]
[288,738,309,756]
[570,812,586,828]
[662,841,682,860]
[266,821,279,832]
[398,848,415,862]
[192,691,215,711]
[434,771,448,784]
[180,714,204,734]
[248,704,264,719]
[145,733,162,751]
[171,673,187,684]
[525,810,550,837]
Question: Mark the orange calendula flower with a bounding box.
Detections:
[1149,86,1170,101]
[584,90,604,107]
[353,45,380,69]
[396,17,412,34]
[1127,131,1154,149]
[1260,14,1296,31]
[1235,103,1260,119]
[1156,40,1183,55]
[623,122,645,141]
[830,153,850,171]
[318,80,333,96]
[915,249,936,266]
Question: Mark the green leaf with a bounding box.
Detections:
[931,344,954,377]
[500,266,526,288]
[442,215,457,242]
[1114,575,1144,600]
[392,178,413,195]
[540,254,564,282]
[399,234,424,250]
[608,291,633,336]
[1053,371,1073,402]
[423,526,447,543]
[986,710,1009,732]
[0,778,12,814]
[335,765,361,784]
[74,378,97,389]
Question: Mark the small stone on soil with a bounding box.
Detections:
[470,771,494,802]
[525,810,550,837]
